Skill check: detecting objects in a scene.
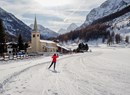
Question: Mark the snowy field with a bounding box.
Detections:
[0,47,130,95]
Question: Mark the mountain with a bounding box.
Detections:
[79,0,130,37]
[30,24,59,39]
[81,0,130,28]
[58,0,130,42]
[58,23,78,35]
[67,23,78,32]
[105,5,130,37]
[58,28,67,35]
[0,7,32,41]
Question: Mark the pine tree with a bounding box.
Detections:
[78,43,84,50]
[18,34,24,51]
[107,35,112,46]
[0,19,7,57]
[125,36,129,44]
[85,43,89,51]
[111,32,115,44]
[115,34,121,44]
[24,42,29,53]
[0,19,6,43]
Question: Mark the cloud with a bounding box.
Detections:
[47,20,70,32]
[0,0,106,32]
[35,0,73,7]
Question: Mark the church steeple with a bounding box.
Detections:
[31,15,40,53]
[34,15,38,32]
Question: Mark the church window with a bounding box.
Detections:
[43,46,45,50]
[33,34,35,37]
[37,35,39,37]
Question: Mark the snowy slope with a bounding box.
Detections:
[0,47,130,95]
[0,7,32,40]
[67,23,78,32]
[30,24,59,39]
[77,0,130,38]
[58,23,78,34]
[58,28,67,35]
[82,0,130,27]
[108,12,130,36]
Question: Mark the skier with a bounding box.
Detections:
[48,54,59,71]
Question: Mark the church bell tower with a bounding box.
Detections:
[31,16,40,52]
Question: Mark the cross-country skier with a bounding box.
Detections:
[48,54,59,71]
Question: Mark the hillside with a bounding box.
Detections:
[58,0,130,43]
[0,7,32,41]
[58,23,78,35]
[82,0,130,27]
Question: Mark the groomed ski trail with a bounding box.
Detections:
[1,48,130,95]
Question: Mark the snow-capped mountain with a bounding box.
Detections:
[59,0,130,43]
[81,0,130,28]
[58,23,78,35]
[109,11,130,37]
[0,7,32,41]
[79,0,130,37]
[30,24,59,39]
[67,23,78,32]
[58,28,67,35]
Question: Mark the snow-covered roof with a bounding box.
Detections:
[40,40,56,44]
[45,45,56,49]
[6,42,17,45]
[57,44,70,51]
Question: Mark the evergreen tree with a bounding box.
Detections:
[0,19,7,57]
[78,43,84,50]
[125,36,129,44]
[102,36,106,43]
[85,43,89,51]
[24,42,29,53]
[18,34,24,51]
[77,42,89,52]
[0,19,6,43]
[111,32,115,44]
[107,35,112,46]
[115,34,121,44]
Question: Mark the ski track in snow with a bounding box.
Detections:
[0,48,130,95]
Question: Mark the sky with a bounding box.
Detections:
[0,0,106,32]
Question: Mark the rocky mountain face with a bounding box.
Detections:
[67,23,78,32]
[82,0,130,27]
[58,28,67,35]
[0,7,32,41]
[58,0,130,42]
[58,23,78,35]
[30,24,59,39]
[80,0,130,36]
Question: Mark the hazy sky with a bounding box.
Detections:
[0,0,106,32]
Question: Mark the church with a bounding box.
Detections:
[27,16,58,53]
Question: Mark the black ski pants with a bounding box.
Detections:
[48,61,56,70]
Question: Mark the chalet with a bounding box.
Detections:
[6,42,18,55]
[57,44,70,54]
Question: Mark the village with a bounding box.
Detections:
[0,16,71,61]
[0,0,130,95]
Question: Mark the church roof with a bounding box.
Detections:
[33,15,38,32]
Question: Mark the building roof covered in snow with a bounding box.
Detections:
[57,44,70,51]
[40,40,56,44]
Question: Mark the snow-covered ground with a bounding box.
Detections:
[0,47,130,95]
